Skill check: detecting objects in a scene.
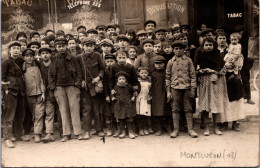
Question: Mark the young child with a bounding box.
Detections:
[22,48,46,143]
[136,67,152,136]
[166,40,198,138]
[126,45,137,65]
[224,33,243,80]
[151,56,166,136]
[39,47,56,143]
[111,71,137,139]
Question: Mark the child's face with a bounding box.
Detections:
[143,43,153,54]
[165,31,173,39]
[126,33,133,40]
[41,41,50,48]
[20,43,27,52]
[230,36,239,45]
[32,35,40,43]
[30,45,39,55]
[163,45,173,54]
[154,62,165,70]
[101,44,112,54]
[145,23,155,32]
[173,30,181,38]
[153,43,162,53]
[24,54,35,64]
[105,58,116,67]
[179,36,188,46]
[182,29,189,34]
[203,41,214,52]
[128,48,136,59]
[56,44,67,54]
[9,46,21,58]
[155,32,165,41]
[139,69,149,80]
[117,76,126,85]
[97,28,105,34]
[173,46,184,56]
[118,39,129,49]
[78,33,87,42]
[138,34,148,42]
[107,28,115,35]
[88,33,98,39]
[83,43,95,54]
[117,53,127,65]
[41,51,51,62]
[68,39,77,50]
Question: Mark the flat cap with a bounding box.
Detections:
[154,28,166,33]
[106,24,116,31]
[87,29,98,34]
[104,54,116,60]
[45,29,55,35]
[200,28,215,37]
[82,37,96,45]
[153,55,165,63]
[27,41,41,48]
[172,27,180,32]
[142,39,154,45]
[16,32,27,40]
[100,38,114,46]
[96,25,106,30]
[180,25,191,30]
[56,30,65,36]
[171,40,185,48]
[54,38,68,45]
[30,31,40,39]
[117,34,130,42]
[144,20,157,27]
[136,30,148,36]
[9,41,21,48]
[39,47,52,54]
[77,25,86,31]
[22,48,35,56]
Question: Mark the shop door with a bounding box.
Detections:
[117,0,144,32]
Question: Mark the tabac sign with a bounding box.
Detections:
[2,0,33,7]
[67,0,102,9]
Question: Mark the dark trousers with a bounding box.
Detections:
[2,93,25,140]
[241,59,254,100]
[81,91,102,132]
[23,99,33,135]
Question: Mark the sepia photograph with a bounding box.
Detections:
[1,0,259,167]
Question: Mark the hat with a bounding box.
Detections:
[77,25,86,31]
[22,48,35,56]
[180,25,191,30]
[172,27,180,32]
[171,40,185,48]
[87,29,98,34]
[56,30,65,36]
[115,71,129,80]
[47,34,55,41]
[82,37,96,45]
[104,54,116,60]
[30,31,40,39]
[154,28,166,33]
[41,37,50,44]
[100,38,113,47]
[106,24,116,31]
[110,32,118,36]
[8,41,21,48]
[27,41,41,48]
[117,34,130,42]
[45,29,55,35]
[96,25,106,30]
[136,30,148,36]
[142,39,154,45]
[200,28,215,37]
[16,32,27,40]
[144,20,157,28]
[153,55,165,63]
[39,47,52,54]
[54,38,68,45]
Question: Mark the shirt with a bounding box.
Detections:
[166,54,196,91]
[134,52,159,73]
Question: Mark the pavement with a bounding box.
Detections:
[1,91,259,167]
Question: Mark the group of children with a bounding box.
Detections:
[2,20,247,148]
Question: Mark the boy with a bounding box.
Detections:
[165,28,174,41]
[16,32,27,41]
[154,28,166,42]
[49,38,83,142]
[153,40,162,55]
[172,27,181,39]
[162,40,174,64]
[117,35,130,52]
[144,20,157,39]
[41,37,50,48]
[100,38,113,60]
[2,41,28,148]
[136,30,148,55]
[165,40,197,138]
[87,29,98,40]
[18,39,28,53]
[77,37,105,139]
[22,48,46,143]
[27,41,41,61]
[30,31,41,43]
[106,24,116,36]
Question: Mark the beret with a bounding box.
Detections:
[142,38,154,45]
[104,54,116,60]
[27,41,41,48]
[77,25,86,31]
[87,29,98,34]
[96,25,106,30]
[117,34,130,42]
[144,20,157,27]
[39,47,52,54]
[136,30,148,36]
[106,24,116,31]
[171,40,185,48]
[100,38,114,46]
[22,48,35,56]
[9,41,21,48]
[153,55,165,63]
[54,38,68,45]
[82,37,96,45]
[30,31,40,39]
[16,32,27,40]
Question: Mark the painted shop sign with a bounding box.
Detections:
[67,0,102,9]
[2,0,33,7]
[147,2,185,15]
[227,13,243,18]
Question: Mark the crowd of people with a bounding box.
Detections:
[2,20,256,148]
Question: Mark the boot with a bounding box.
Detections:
[106,123,113,136]
[155,117,162,136]
[185,112,198,138]
[34,134,41,143]
[113,122,120,137]
[232,121,240,132]
[170,112,179,138]
[127,121,135,139]
[5,140,15,148]
[119,121,126,139]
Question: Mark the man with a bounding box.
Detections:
[2,41,28,148]
[48,38,83,142]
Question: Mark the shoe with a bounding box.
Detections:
[188,130,198,138]
[128,130,135,139]
[34,135,41,143]
[134,132,138,137]
[155,130,162,136]
[113,130,120,137]
[20,135,30,142]
[139,129,144,136]
[148,128,154,134]
[247,99,255,105]
[214,127,223,135]
[42,134,55,143]
[91,129,97,135]
[232,123,240,132]
[119,130,126,139]
[61,135,70,142]
[106,129,113,136]
[143,129,149,135]
[204,124,210,136]
[5,140,15,148]
[170,130,179,138]
[77,134,84,140]
[83,132,90,140]
[97,131,105,137]
[11,136,17,142]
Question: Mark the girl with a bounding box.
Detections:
[194,37,229,136]
[125,29,139,46]
[136,67,152,136]
[126,45,137,65]
[112,71,137,139]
